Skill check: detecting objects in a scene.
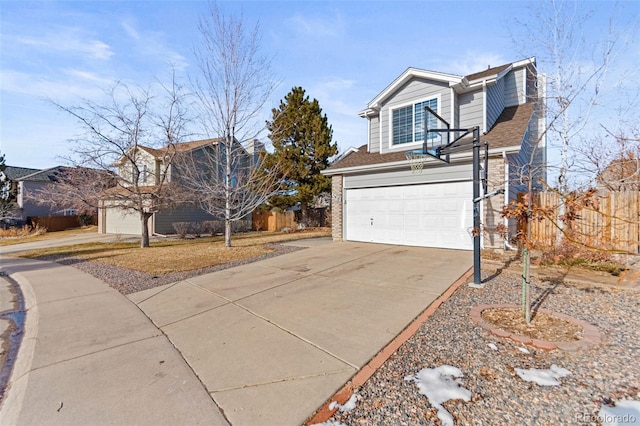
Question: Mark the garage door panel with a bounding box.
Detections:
[345,181,473,250]
[105,207,144,235]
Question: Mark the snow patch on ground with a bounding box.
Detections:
[312,421,349,426]
[598,400,640,426]
[517,346,530,354]
[404,365,472,426]
[515,364,572,386]
[487,343,498,351]
[329,394,358,413]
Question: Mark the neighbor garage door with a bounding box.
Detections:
[345,181,473,250]
[105,207,146,235]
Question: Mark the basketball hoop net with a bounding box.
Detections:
[405,150,428,174]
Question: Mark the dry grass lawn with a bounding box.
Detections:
[13,230,331,274]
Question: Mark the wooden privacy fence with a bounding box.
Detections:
[525,191,640,253]
[252,211,298,232]
[28,214,98,232]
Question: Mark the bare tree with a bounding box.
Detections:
[513,0,626,192]
[190,1,278,247]
[50,77,190,247]
[0,152,19,221]
[499,0,636,322]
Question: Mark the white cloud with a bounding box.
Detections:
[287,13,345,38]
[119,19,188,71]
[304,77,368,150]
[0,70,106,101]
[16,29,114,60]
[121,21,141,41]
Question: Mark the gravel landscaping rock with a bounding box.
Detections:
[326,271,640,426]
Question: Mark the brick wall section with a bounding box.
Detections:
[331,174,343,241]
[484,156,506,248]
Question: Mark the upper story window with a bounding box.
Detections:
[391,98,438,146]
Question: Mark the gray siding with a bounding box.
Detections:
[154,207,217,234]
[21,181,68,217]
[368,115,380,152]
[344,162,472,189]
[486,79,505,130]
[458,89,483,130]
[526,66,537,102]
[453,91,459,129]
[504,68,525,107]
[379,78,451,154]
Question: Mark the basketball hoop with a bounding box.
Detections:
[405,150,428,174]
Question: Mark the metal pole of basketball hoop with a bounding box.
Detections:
[471,127,482,287]
[411,105,492,287]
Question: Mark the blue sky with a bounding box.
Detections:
[1,0,638,169]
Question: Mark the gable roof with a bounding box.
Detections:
[3,166,69,182]
[137,138,222,159]
[3,166,42,180]
[360,58,535,116]
[363,68,463,112]
[326,103,535,173]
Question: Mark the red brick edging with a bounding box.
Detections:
[304,267,474,425]
[470,303,602,351]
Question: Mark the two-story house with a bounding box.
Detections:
[99,137,258,235]
[2,166,82,223]
[323,57,546,250]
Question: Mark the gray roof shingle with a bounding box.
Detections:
[326,103,535,172]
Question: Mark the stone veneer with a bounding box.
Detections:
[484,155,507,249]
[331,174,343,241]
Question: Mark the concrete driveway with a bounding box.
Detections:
[128,240,472,425]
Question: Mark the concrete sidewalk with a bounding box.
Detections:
[0,232,142,254]
[0,256,228,426]
[129,241,472,425]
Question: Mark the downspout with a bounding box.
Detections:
[503,151,517,251]
[379,109,383,154]
[342,175,346,240]
[367,116,371,152]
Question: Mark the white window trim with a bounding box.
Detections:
[387,94,442,151]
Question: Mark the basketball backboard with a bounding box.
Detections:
[422,106,450,163]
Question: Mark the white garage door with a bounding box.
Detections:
[345,181,473,250]
[105,207,146,235]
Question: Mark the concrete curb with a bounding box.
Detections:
[305,267,474,425]
[0,270,39,425]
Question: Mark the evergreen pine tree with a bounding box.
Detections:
[266,87,338,220]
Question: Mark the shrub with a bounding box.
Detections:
[0,224,47,238]
[78,213,94,227]
[540,239,626,276]
[202,220,223,235]
[172,222,190,239]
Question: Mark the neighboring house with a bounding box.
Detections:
[596,153,640,191]
[323,57,546,250]
[99,138,257,235]
[3,166,79,221]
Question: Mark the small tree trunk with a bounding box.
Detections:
[140,212,152,248]
[224,135,233,248]
[225,218,231,247]
[523,179,533,324]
